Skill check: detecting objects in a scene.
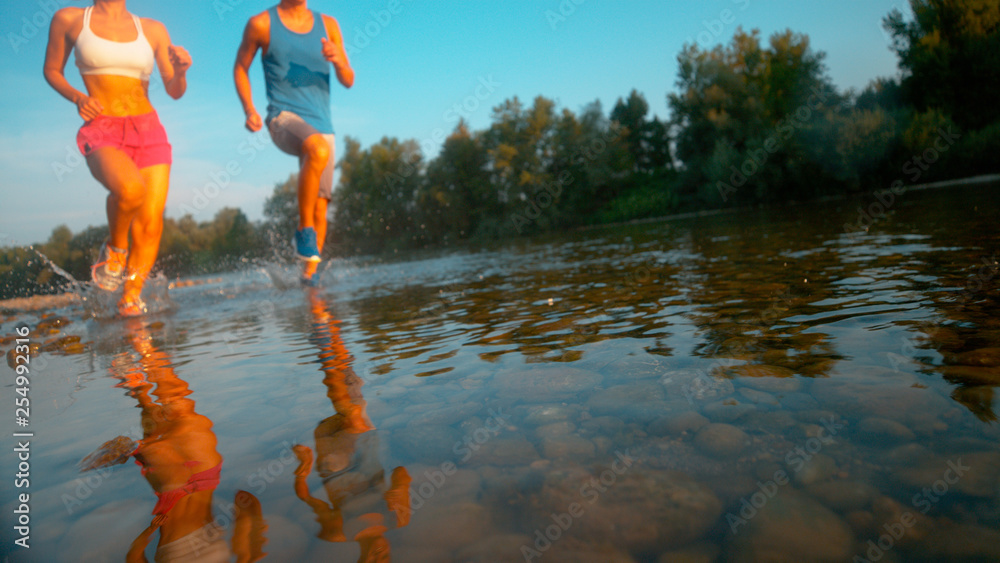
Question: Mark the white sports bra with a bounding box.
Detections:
[74,6,155,81]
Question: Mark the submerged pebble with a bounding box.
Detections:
[648,411,709,437]
[694,423,750,459]
[726,492,854,563]
[540,467,723,552]
[856,417,917,443]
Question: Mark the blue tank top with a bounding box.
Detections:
[263,7,333,134]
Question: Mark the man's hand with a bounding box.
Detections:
[320,37,347,67]
[245,109,263,132]
[168,45,192,74]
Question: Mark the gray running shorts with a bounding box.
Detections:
[268,111,335,200]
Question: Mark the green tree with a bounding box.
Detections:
[884,0,1000,129]
[669,28,841,206]
[481,96,559,235]
[262,174,300,246]
[333,136,424,253]
[419,121,493,242]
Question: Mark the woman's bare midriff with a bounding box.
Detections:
[82,74,154,116]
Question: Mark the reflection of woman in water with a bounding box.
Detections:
[81,320,267,562]
[292,289,411,562]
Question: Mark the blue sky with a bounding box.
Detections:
[0,0,908,245]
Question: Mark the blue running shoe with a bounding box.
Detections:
[295,227,321,262]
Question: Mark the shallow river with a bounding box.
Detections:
[2,182,999,562]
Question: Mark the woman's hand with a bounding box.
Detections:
[168,45,192,75]
[76,95,104,121]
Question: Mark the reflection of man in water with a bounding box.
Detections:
[292,290,411,562]
[80,320,267,562]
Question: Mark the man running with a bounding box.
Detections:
[234,0,354,285]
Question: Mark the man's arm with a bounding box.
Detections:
[321,15,354,89]
[235,13,269,132]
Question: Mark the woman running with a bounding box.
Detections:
[44,0,191,316]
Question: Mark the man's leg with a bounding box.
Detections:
[302,197,329,281]
[298,134,331,231]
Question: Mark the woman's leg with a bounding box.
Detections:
[85,147,147,252]
[121,163,170,304]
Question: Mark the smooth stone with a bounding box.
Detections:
[845,510,876,537]
[741,411,797,434]
[394,502,491,548]
[601,354,668,382]
[790,453,837,486]
[522,404,580,425]
[914,523,1000,561]
[694,423,750,459]
[648,411,709,436]
[409,401,482,427]
[541,434,596,459]
[497,367,602,402]
[620,400,691,424]
[943,452,998,498]
[857,417,916,443]
[792,409,840,425]
[591,435,615,455]
[810,379,952,422]
[536,421,576,439]
[807,480,878,512]
[459,416,486,435]
[726,492,854,563]
[586,382,666,415]
[454,534,534,563]
[662,368,735,401]
[580,415,626,435]
[738,387,780,406]
[391,424,462,463]
[871,496,934,547]
[779,392,820,410]
[408,466,482,506]
[467,435,539,466]
[540,467,722,552]
[657,542,721,563]
[894,451,1000,498]
[703,400,757,422]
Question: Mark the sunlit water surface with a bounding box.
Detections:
[2,184,999,562]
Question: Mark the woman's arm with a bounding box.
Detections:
[144,19,191,100]
[43,8,103,120]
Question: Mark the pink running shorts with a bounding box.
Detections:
[76,111,172,168]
